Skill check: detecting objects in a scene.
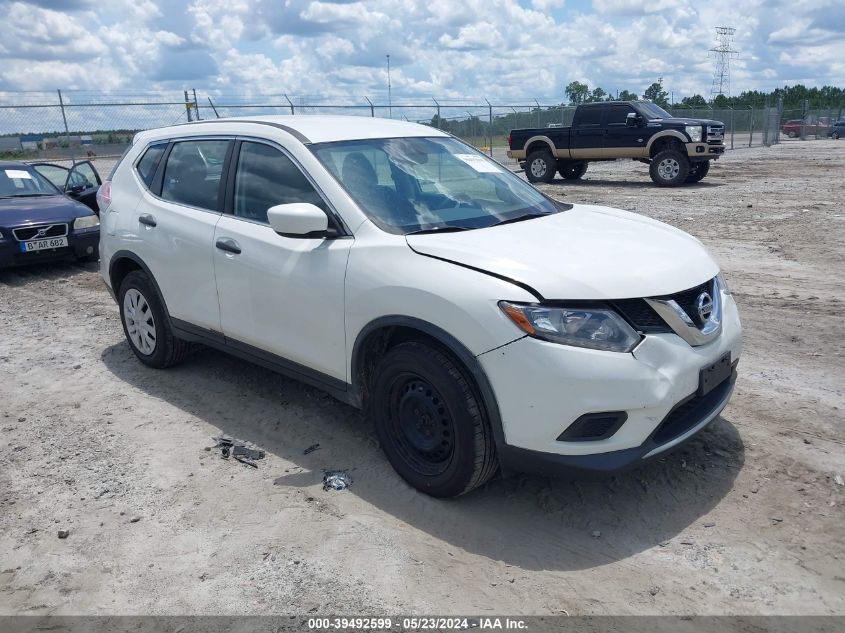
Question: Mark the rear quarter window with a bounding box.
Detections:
[135,143,167,189]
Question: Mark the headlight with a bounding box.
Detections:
[499,301,641,352]
[716,272,731,295]
[73,215,99,230]
[685,125,703,142]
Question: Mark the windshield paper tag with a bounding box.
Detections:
[5,169,32,179]
[454,154,503,173]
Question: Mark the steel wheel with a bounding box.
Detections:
[123,288,157,356]
[530,157,548,179]
[385,373,455,477]
[657,157,680,181]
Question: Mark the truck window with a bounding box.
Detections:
[606,105,636,126]
[573,106,603,127]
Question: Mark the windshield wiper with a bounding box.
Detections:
[7,193,55,198]
[490,212,553,227]
[405,225,472,236]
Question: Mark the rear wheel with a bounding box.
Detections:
[118,271,188,368]
[371,341,497,497]
[558,161,588,180]
[649,149,690,187]
[833,131,840,140]
[525,150,555,183]
[787,131,797,138]
[685,160,710,183]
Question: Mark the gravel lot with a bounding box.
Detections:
[1,140,843,616]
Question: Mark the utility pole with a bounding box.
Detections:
[386,54,392,119]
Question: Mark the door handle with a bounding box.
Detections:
[138,214,157,227]
[215,237,241,255]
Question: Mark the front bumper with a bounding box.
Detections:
[478,292,742,476]
[686,142,725,158]
[0,230,99,268]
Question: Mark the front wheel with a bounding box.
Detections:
[649,149,690,187]
[525,150,555,183]
[833,131,840,140]
[685,160,710,183]
[370,342,497,497]
[787,131,797,138]
[558,161,588,180]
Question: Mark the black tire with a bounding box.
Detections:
[370,341,497,497]
[118,270,188,369]
[525,150,555,183]
[833,132,840,140]
[649,149,690,187]
[558,161,588,180]
[684,160,710,184]
[787,131,797,138]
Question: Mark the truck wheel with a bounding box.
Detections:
[370,341,498,497]
[685,160,710,183]
[525,150,555,183]
[833,131,840,140]
[650,150,690,187]
[558,161,588,180]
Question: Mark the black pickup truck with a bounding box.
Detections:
[507,101,725,186]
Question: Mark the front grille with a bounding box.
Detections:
[707,125,724,143]
[13,223,68,241]
[651,365,736,445]
[611,278,715,333]
[613,299,668,332]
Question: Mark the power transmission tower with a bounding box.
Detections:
[710,26,737,99]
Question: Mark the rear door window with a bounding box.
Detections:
[573,106,604,127]
[161,139,229,211]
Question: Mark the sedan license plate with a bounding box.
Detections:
[20,236,68,253]
[699,352,732,396]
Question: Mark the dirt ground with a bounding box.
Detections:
[1,140,843,616]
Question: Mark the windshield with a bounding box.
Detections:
[310,137,567,234]
[0,166,60,198]
[637,102,673,120]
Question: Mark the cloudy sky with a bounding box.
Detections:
[0,0,842,103]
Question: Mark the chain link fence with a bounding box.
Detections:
[1,91,842,168]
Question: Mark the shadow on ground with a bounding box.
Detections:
[101,341,744,572]
[546,178,726,189]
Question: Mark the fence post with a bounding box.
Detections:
[192,88,201,121]
[729,107,734,149]
[364,96,374,117]
[432,98,440,127]
[486,98,493,156]
[284,94,295,115]
[57,89,74,161]
[207,97,220,118]
[535,100,540,128]
[748,107,753,147]
[183,90,193,122]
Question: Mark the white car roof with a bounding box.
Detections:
[137,115,449,145]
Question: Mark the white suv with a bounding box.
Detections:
[98,116,741,497]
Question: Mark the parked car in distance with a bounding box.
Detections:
[100,116,741,497]
[507,101,726,186]
[782,119,830,138]
[828,121,845,139]
[31,160,102,214]
[0,161,99,268]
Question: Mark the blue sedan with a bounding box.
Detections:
[0,161,99,268]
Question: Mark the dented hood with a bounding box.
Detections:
[405,204,719,300]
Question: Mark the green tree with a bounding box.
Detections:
[643,80,669,108]
[587,87,607,102]
[618,89,638,101]
[565,81,590,105]
[681,94,707,107]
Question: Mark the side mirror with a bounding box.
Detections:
[267,203,329,238]
[625,112,641,127]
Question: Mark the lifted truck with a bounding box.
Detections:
[507,101,726,187]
